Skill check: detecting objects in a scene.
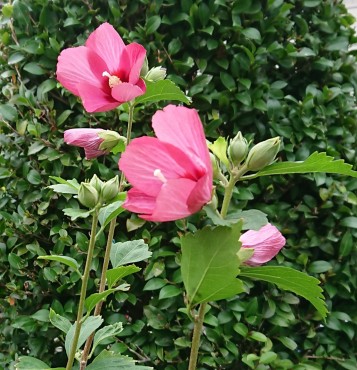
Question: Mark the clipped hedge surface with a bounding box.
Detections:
[0,0,357,369]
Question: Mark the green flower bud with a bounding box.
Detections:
[78,183,99,208]
[210,153,220,180]
[89,174,104,194]
[102,176,119,203]
[245,137,281,172]
[98,130,126,152]
[145,66,167,82]
[140,57,149,77]
[228,131,248,166]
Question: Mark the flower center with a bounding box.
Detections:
[102,71,121,88]
[154,169,167,183]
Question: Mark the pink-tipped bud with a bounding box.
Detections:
[239,223,286,266]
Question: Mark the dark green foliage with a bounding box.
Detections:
[0,0,357,369]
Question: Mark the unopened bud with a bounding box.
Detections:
[228,131,248,166]
[89,174,104,194]
[78,183,99,208]
[145,67,167,82]
[140,57,149,77]
[102,176,119,203]
[245,137,281,172]
[98,130,125,152]
[210,153,221,180]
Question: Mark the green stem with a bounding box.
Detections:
[220,164,249,219]
[66,211,99,370]
[79,102,135,370]
[188,302,207,370]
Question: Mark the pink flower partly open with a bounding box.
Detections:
[240,223,286,266]
[64,128,106,159]
[119,105,213,222]
[56,23,146,112]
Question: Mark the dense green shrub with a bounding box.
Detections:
[0,0,356,369]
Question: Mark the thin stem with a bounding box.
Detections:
[188,302,207,370]
[66,211,99,370]
[80,102,135,369]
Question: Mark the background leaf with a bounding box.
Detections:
[110,239,151,267]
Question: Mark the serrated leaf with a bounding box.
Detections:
[110,239,152,268]
[98,199,125,228]
[15,356,65,370]
[63,208,91,221]
[65,316,103,356]
[243,152,357,179]
[181,223,245,308]
[91,323,123,354]
[86,350,153,370]
[239,266,328,318]
[106,265,141,289]
[208,137,230,168]
[85,290,116,313]
[135,79,191,105]
[38,255,79,271]
[49,309,71,333]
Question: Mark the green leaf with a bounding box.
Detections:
[106,265,141,289]
[239,266,328,318]
[159,285,182,300]
[91,323,123,354]
[63,208,91,221]
[38,255,80,271]
[242,27,261,42]
[98,199,125,228]
[85,290,116,313]
[227,209,268,230]
[48,184,78,194]
[23,62,46,75]
[243,152,357,179]
[49,176,80,189]
[208,137,230,168]
[110,239,152,268]
[0,104,18,121]
[27,169,41,185]
[146,15,161,34]
[85,350,153,370]
[15,356,65,370]
[49,308,71,334]
[181,223,245,308]
[65,316,103,356]
[135,79,191,105]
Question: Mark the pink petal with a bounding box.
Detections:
[125,43,147,84]
[64,128,104,145]
[124,188,156,214]
[85,23,126,73]
[240,223,286,266]
[142,178,197,222]
[84,148,107,159]
[152,105,212,174]
[76,82,120,112]
[56,46,108,96]
[111,82,145,103]
[187,173,212,213]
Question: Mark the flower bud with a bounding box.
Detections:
[78,183,99,208]
[89,174,104,194]
[98,130,126,152]
[145,67,167,82]
[239,223,286,266]
[210,153,221,180]
[140,57,149,77]
[245,137,281,172]
[102,176,119,203]
[228,131,248,166]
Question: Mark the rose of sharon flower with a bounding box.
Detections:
[119,105,213,222]
[56,23,146,112]
[64,128,107,159]
[240,223,286,266]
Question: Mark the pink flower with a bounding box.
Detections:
[64,128,106,159]
[118,105,213,222]
[240,223,286,266]
[56,23,146,113]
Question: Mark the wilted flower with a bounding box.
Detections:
[64,128,122,159]
[239,223,286,266]
[56,23,146,112]
[119,105,213,222]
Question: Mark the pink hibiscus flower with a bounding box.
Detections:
[240,223,286,266]
[56,23,146,112]
[119,105,213,222]
[64,128,106,159]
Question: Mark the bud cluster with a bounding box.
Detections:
[78,174,119,209]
